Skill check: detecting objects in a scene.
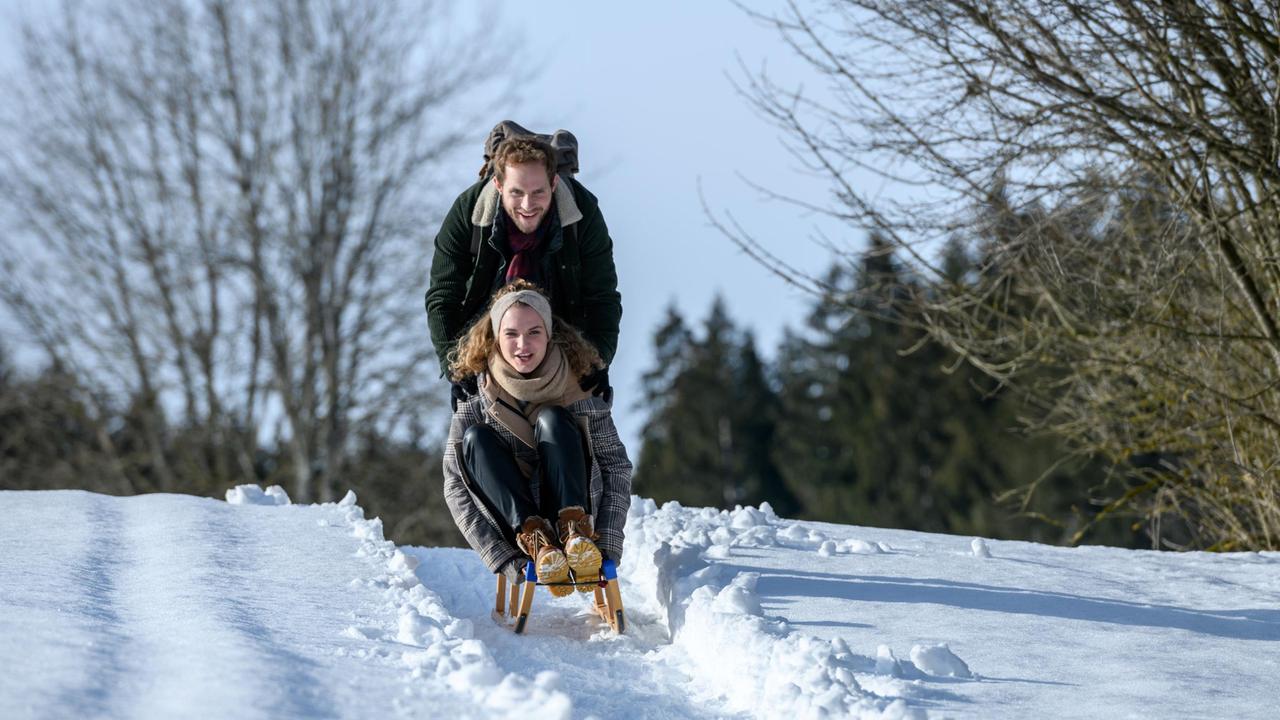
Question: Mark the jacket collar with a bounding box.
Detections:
[472,176,583,228]
[477,373,535,449]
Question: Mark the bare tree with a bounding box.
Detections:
[728,0,1280,549]
[0,0,504,502]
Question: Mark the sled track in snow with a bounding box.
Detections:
[413,547,733,720]
[61,495,131,717]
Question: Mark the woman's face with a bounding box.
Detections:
[498,303,548,374]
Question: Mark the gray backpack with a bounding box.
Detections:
[478,120,579,180]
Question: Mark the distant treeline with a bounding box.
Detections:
[634,239,1143,548]
[0,354,459,547]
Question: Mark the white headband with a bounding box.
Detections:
[489,290,553,336]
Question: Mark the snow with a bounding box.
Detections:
[2,487,1279,719]
[224,483,292,506]
[970,537,991,558]
[909,644,972,679]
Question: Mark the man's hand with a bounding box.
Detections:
[579,366,611,403]
[450,375,479,412]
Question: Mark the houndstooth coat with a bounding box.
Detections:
[442,373,633,573]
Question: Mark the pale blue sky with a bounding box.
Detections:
[0,1,882,456]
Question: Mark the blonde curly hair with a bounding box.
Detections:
[448,280,603,381]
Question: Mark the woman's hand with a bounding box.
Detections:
[450,375,479,412]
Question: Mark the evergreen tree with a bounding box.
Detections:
[635,305,696,501]
[635,298,793,512]
[772,240,925,528]
[635,299,737,508]
[733,334,799,515]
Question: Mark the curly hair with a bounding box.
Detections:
[492,137,556,184]
[448,280,602,381]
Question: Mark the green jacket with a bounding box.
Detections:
[426,176,622,375]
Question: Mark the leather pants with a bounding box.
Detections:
[462,406,588,532]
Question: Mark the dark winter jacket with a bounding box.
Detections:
[442,375,633,573]
[425,177,622,375]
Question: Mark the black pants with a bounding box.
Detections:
[462,406,588,533]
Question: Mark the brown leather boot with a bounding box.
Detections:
[557,506,602,593]
[516,516,573,597]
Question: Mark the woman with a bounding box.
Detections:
[442,280,632,597]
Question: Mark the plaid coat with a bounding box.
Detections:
[442,374,633,573]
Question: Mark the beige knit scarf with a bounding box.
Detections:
[483,345,590,449]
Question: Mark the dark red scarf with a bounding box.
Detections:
[505,222,541,283]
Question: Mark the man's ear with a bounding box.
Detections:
[550,173,559,193]
[492,174,503,192]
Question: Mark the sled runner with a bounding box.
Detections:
[493,557,625,635]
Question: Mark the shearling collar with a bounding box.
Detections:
[471,176,583,228]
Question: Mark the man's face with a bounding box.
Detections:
[495,162,557,234]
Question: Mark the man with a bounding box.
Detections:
[426,135,622,408]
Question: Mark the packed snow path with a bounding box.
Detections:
[2,488,1278,719]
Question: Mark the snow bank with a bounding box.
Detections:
[624,498,941,719]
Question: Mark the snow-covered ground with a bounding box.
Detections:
[2,487,1277,719]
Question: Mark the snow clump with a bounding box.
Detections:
[842,539,885,555]
[876,645,904,677]
[971,538,992,558]
[910,643,973,679]
[225,483,291,506]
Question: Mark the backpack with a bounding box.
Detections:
[478,120,579,180]
[472,120,581,256]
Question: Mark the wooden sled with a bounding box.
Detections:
[493,557,625,635]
